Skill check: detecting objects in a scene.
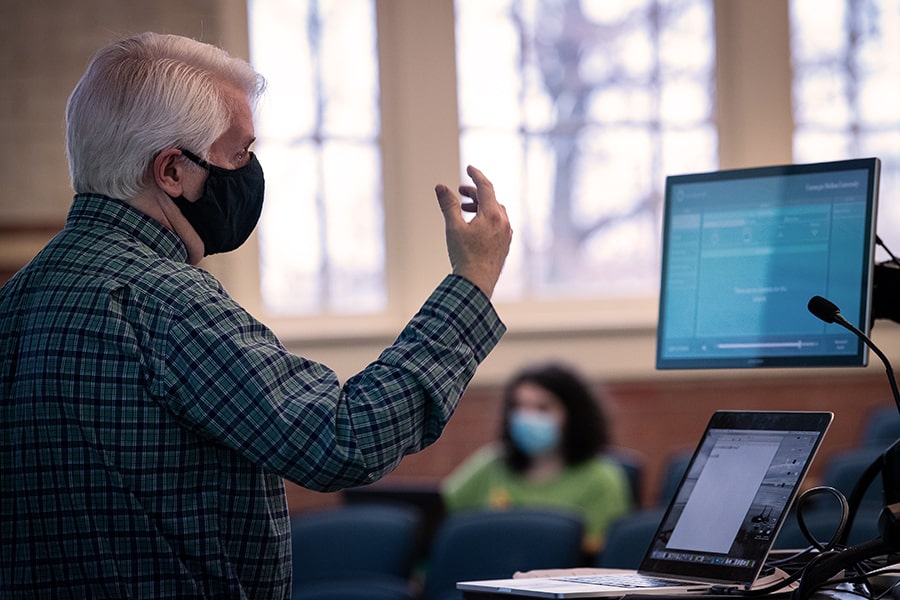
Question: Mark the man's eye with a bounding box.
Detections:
[235,149,251,166]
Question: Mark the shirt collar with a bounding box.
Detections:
[67,194,189,263]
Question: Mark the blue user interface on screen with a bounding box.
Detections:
[657,159,879,369]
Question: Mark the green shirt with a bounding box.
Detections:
[442,445,631,554]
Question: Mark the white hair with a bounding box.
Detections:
[66,32,265,199]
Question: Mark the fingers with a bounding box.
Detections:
[459,186,479,213]
[434,166,512,298]
[437,166,501,217]
[464,165,499,211]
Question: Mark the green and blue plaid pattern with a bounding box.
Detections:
[0,194,505,598]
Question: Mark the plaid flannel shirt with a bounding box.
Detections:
[0,194,505,599]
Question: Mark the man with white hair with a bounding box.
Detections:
[0,32,511,598]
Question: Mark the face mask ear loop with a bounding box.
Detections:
[179,149,210,171]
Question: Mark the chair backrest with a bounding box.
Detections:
[342,481,446,558]
[772,447,885,551]
[291,503,422,587]
[657,450,692,507]
[292,579,414,600]
[860,406,900,450]
[595,508,664,569]
[604,448,645,508]
[774,506,881,550]
[422,508,584,600]
[821,447,885,511]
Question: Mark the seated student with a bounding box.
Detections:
[442,362,631,557]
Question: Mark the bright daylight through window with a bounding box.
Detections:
[790,0,900,260]
[247,0,716,317]
[247,1,898,320]
[248,0,385,317]
[455,0,717,301]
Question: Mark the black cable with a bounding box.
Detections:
[706,487,853,597]
[876,236,900,268]
[765,546,819,569]
[808,563,900,600]
[795,486,850,552]
[842,450,889,546]
[709,551,842,597]
[793,537,891,600]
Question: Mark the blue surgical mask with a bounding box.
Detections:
[509,411,561,457]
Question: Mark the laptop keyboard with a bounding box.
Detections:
[553,574,690,589]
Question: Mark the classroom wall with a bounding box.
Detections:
[0,0,247,277]
[284,372,896,513]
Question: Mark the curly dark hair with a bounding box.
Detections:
[500,362,611,473]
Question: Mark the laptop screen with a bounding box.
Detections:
[640,411,833,585]
[656,158,881,369]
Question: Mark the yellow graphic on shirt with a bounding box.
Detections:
[488,486,511,509]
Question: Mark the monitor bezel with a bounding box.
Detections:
[655,157,881,370]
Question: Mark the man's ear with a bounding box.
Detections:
[153,149,187,198]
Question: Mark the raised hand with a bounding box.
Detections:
[434,165,512,298]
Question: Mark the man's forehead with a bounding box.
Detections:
[210,87,255,154]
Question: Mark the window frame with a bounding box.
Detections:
[207,0,900,385]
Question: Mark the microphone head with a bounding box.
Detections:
[808,295,841,324]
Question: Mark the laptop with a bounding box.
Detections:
[457,410,833,598]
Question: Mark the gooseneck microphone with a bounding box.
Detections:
[806,295,843,324]
[807,295,900,413]
[808,295,900,539]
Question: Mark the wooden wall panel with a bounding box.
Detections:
[285,373,895,512]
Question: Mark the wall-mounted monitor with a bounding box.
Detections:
[656,158,881,369]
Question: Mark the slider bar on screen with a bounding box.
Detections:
[716,341,820,349]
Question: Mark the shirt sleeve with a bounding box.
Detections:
[441,445,504,512]
[159,274,506,491]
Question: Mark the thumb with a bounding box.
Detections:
[435,184,464,223]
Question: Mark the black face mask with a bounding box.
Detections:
[170,149,265,256]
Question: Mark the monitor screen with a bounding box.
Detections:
[656,158,881,369]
